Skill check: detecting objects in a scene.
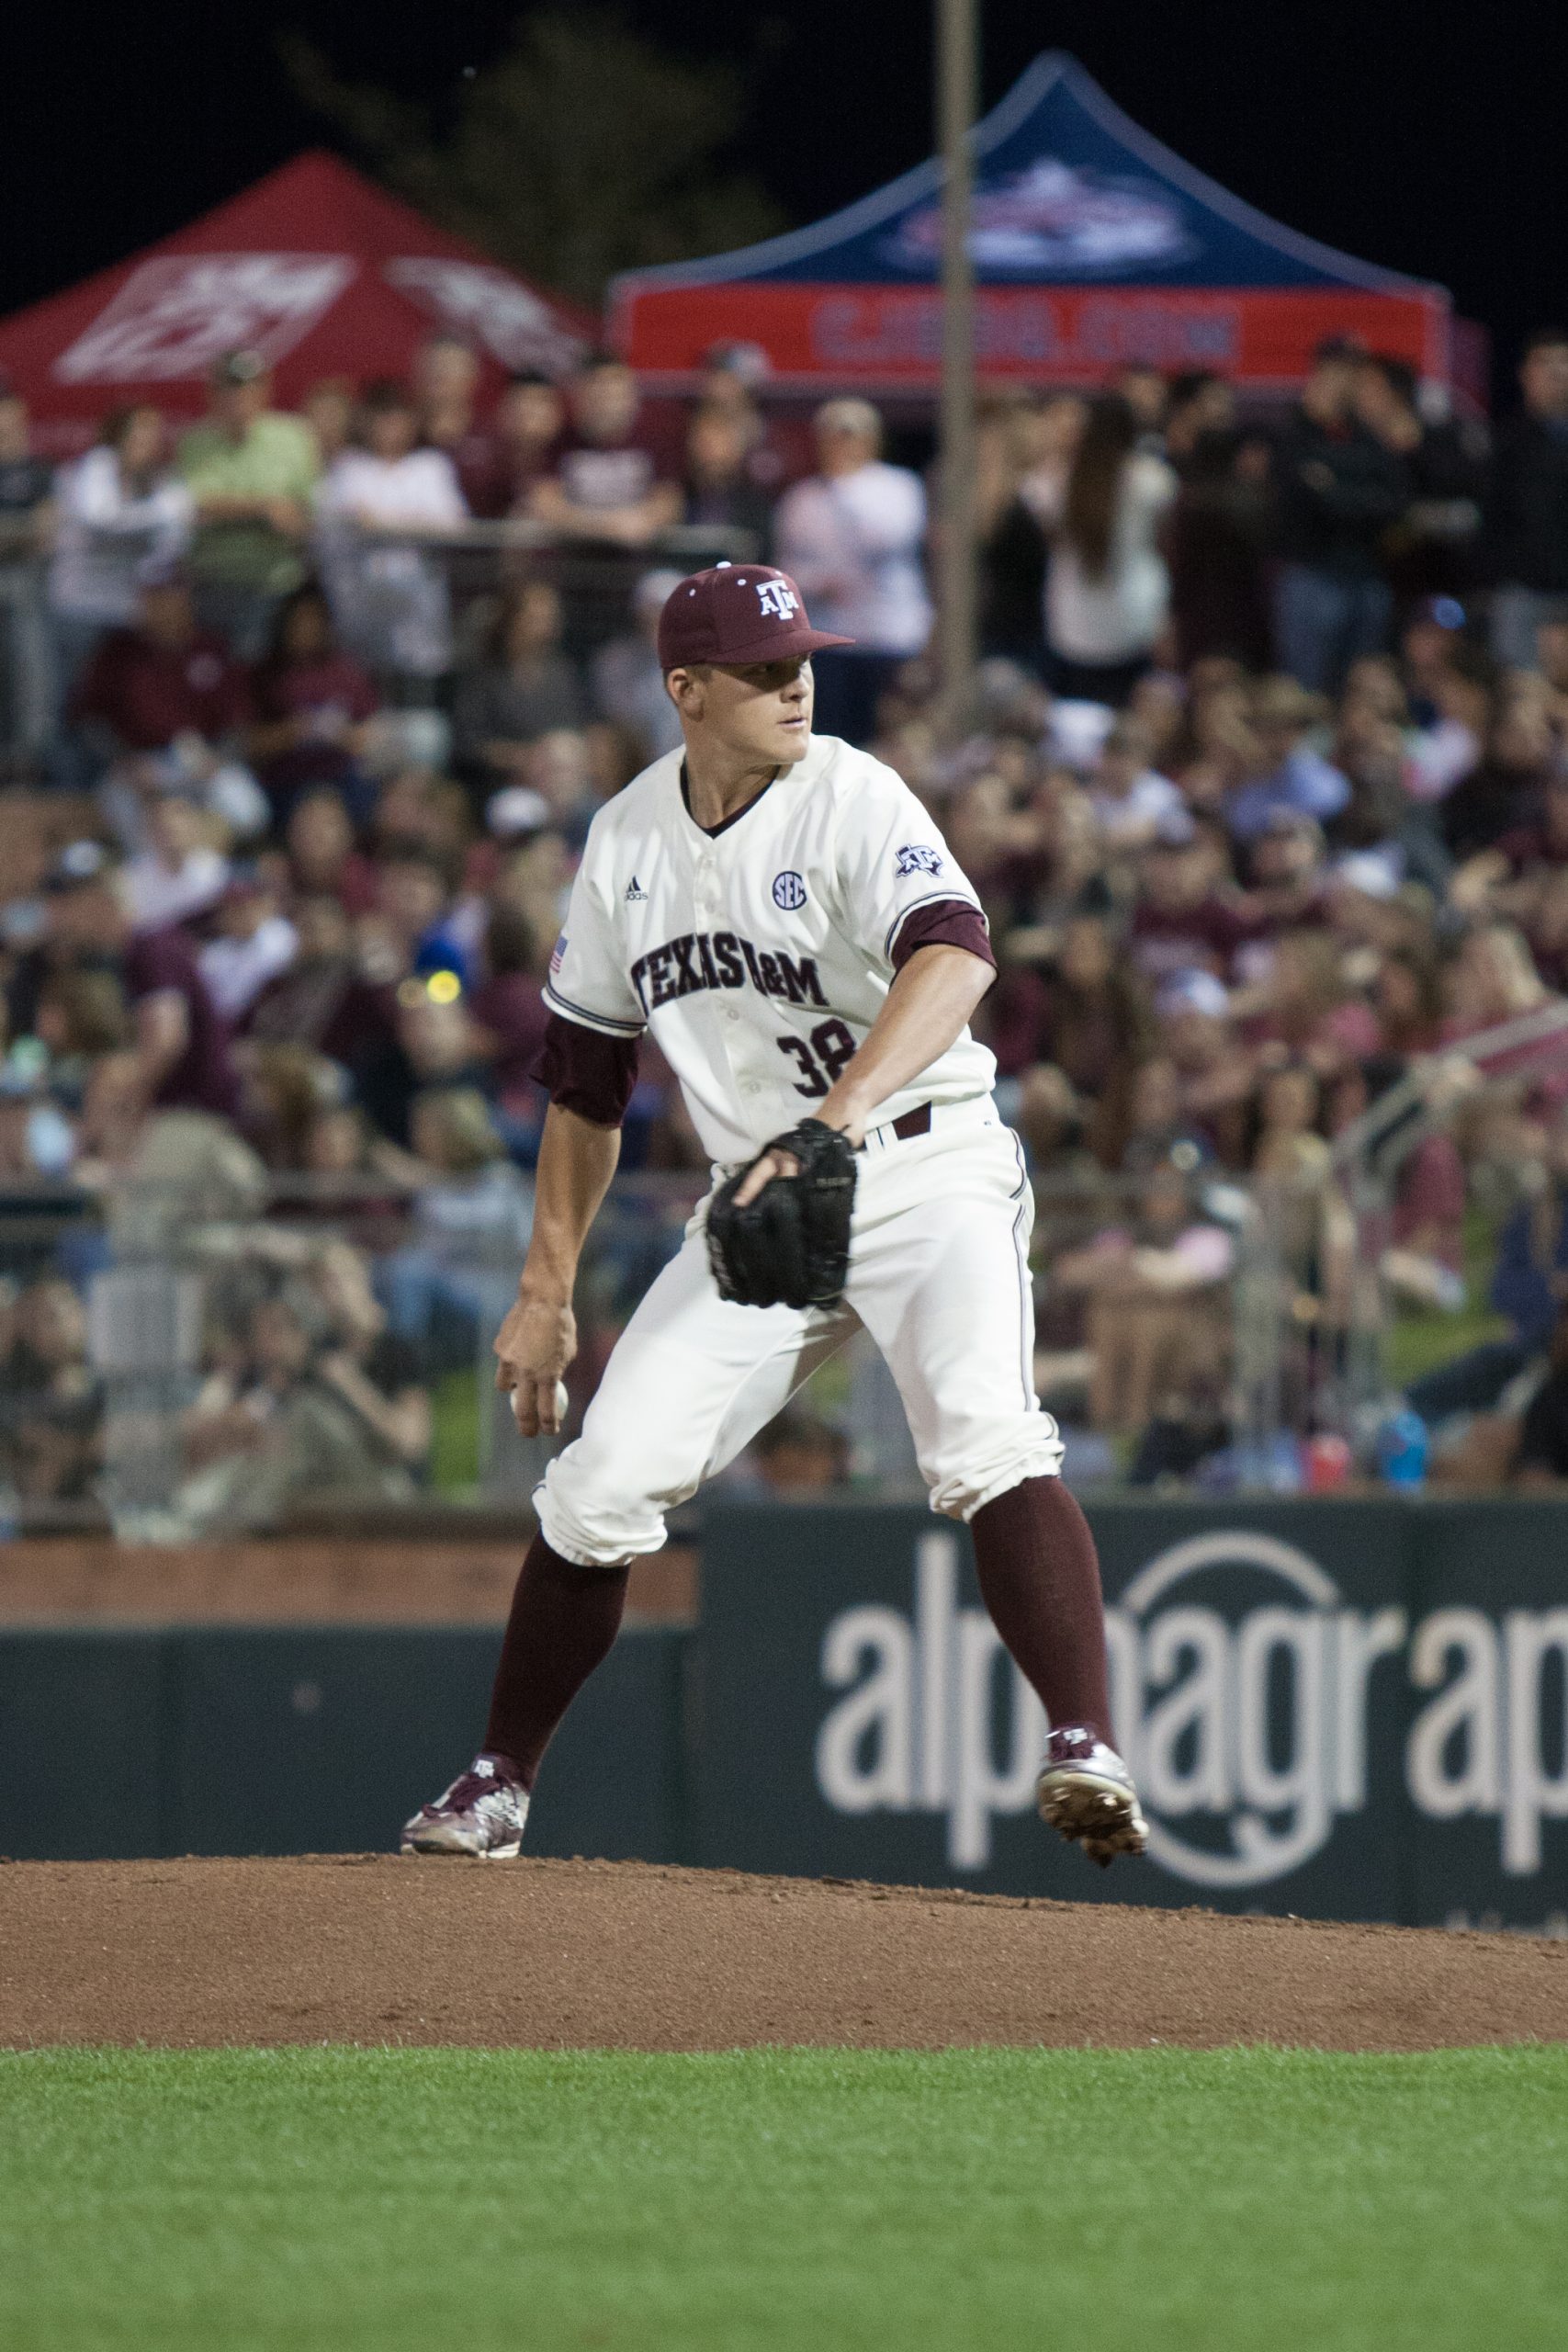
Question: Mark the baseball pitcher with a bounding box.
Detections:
[403,563,1147,1869]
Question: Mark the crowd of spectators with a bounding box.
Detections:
[0,322,1566,1514]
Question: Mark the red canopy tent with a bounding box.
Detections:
[0,152,592,453]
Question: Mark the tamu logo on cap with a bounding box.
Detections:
[756,579,799,622]
[657,563,855,671]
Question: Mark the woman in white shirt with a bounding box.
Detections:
[317,380,468,682]
[1043,394,1177,707]
[48,405,193,693]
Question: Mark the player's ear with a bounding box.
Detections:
[665,664,705,718]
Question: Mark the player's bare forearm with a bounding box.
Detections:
[519,1103,622,1304]
[818,945,994,1140]
[732,944,993,1207]
[495,1105,621,1438]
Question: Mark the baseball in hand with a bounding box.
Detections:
[509,1379,571,1434]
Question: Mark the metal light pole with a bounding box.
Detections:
[936,0,978,725]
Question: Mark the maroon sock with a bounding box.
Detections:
[482,1532,630,1790]
[969,1477,1113,1746]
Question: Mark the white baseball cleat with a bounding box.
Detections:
[400,1756,528,1859]
[1036,1727,1148,1867]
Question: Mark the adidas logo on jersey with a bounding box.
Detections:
[625,875,648,902]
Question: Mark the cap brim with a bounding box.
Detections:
[707,626,857,666]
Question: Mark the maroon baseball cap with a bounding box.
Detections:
[657,562,854,671]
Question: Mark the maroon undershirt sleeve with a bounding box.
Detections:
[889,899,998,987]
[529,1012,641,1128]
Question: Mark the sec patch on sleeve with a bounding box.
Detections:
[895,843,944,876]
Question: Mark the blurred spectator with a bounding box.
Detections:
[245,582,379,820]
[590,568,684,765]
[0,387,51,539]
[1356,355,1483,606]
[412,334,502,518]
[178,351,318,657]
[71,565,265,842]
[0,1276,102,1505]
[121,789,230,931]
[1272,337,1407,692]
[724,1405,850,1497]
[1116,364,1169,440]
[282,789,378,918]
[1041,394,1177,706]
[1054,1159,1235,1437]
[491,371,566,516]
[178,1269,423,1528]
[1410,1106,1568,1424]
[0,389,57,756]
[317,379,468,680]
[1484,328,1568,672]
[44,845,241,1119]
[310,1238,432,1476]
[453,580,586,788]
[1129,830,1253,984]
[526,352,681,547]
[197,867,298,1021]
[367,847,473,991]
[245,892,395,1079]
[468,904,550,1114]
[773,398,931,743]
[1166,385,1274,672]
[299,378,356,471]
[1513,1305,1568,1487]
[380,1086,533,1359]
[1225,677,1351,842]
[1405,640,1495,803]
[47,406,193,696]
[694,343,802,489]
[73,564,248,758]
[1442,696,1557,859]
[681,402,774,552]
[1086,718,1183,853]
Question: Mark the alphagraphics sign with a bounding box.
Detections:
[813,1524,1568,1893]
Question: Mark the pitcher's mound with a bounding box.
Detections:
[3,1857,1564,2052]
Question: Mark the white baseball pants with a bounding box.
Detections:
[536,1096,1064,1567]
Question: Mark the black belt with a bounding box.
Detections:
[859,1102,931,1150]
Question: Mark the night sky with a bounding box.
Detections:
[6,1,1563,400]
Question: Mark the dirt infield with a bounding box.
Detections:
[3,1857,1566,2051]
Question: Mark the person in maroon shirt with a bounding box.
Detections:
[468,905,551,1115]
[1129,820,1255,984]
[246,582,379,820]
[71,567,250,755]
[283,788,380,920]
[526,354,681,546]
[44,843,242,1121]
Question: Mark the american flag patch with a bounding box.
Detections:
[549,933,567,975]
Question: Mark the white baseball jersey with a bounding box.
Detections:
[543,733,997,1163]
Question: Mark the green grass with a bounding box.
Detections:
[2,2045,1565,2351]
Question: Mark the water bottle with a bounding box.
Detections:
[1378,1407,1429,1491]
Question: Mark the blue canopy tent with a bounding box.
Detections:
[614,53,1452,394]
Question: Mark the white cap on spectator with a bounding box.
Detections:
[1331,850,1403,900]
[486,786,552,840]
[634,568,685,615]
[1047,699,1116,772]
[1156,968,1230,1021]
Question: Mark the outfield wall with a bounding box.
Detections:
[5,1498,1566,1929]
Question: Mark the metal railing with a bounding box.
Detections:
[0,1157,1331,1535]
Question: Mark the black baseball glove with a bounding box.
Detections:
[705,1118,858,1309]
